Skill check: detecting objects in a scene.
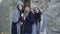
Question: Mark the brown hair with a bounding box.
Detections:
[34,7,41,24]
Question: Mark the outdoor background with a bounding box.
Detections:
[0,0,60,34]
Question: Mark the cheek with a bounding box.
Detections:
[27,9,30,11]
[26,9,29,12]
[19,7,22,9]
[26,9,30,11]
[35,11,39,13]
[37,10,39,12]
[19,5,23,9]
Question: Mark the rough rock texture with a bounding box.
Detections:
[0,0,60,34]
[31,0,60,34]
[0,0,21,34]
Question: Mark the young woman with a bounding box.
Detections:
[11,1,24,34]
[32,7,46,34]
[24,6,35,34]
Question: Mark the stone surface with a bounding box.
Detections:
[31,0,60,34]
[0,0,21,34]
[0,0,60,34]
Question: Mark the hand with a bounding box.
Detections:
[21,13,24,17]
[20,22,23,25]
[40,32,42,34]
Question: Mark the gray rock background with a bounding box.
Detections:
[31,0,60,34]
[0,0,20,34]
[0,0,60,34]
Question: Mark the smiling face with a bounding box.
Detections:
[25,6,30,12]
[18,5,23,10]
[34,8,40,13]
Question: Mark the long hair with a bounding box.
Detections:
[17,5,24,13]
[17,5,24,23]
[24,6,31,17]
[34,7,41,24]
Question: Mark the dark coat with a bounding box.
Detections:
[24,11,35,34]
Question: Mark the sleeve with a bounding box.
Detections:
[12,11,19,23]
[27,12,35,24]
[40,14,46,32]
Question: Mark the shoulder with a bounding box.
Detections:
[29,11,34,15]
[41,13,45,20]
[41,12,45,17]
[12,9,19,15]
[29,11,33,13]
